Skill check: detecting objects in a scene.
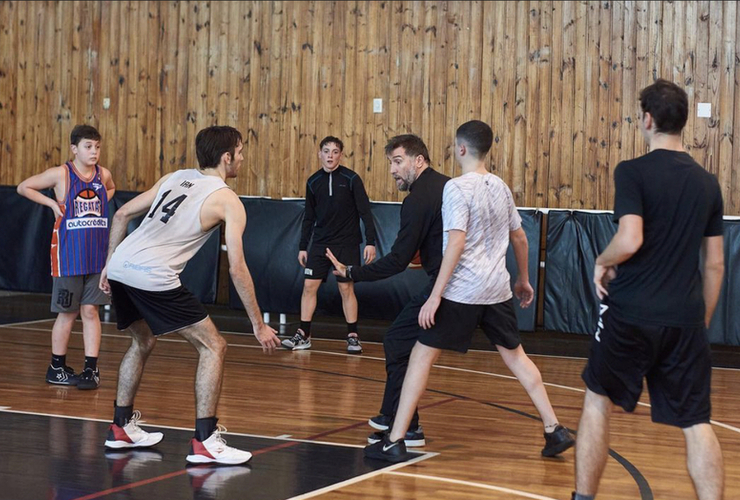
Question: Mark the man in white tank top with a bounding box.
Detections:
[99,126,280,465]
[365,121,574,463]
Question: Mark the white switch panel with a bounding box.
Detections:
[697,103,711,118]
[373,98,383,113]
[103,98,111,110]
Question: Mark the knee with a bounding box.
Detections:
[134,334,157,354]
[79,305,99,322]
[337,282,354,298]
[204,334,227,358]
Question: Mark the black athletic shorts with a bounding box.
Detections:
[304,244,361,283]
[581,301,712,428]
[419,298,521,353]
[109,280,209,336]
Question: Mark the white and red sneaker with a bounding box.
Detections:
[104,411,164,449]
[186,425,252,465]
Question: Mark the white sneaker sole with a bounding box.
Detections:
[368,419,389,431]
[291,343,311,351]
[367,436,425,447]
[105,432,164,449]
[186,451,253,465]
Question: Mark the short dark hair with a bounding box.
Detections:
[195,126,243,169]
[384,134,431,164]
[70,125,101,146]
[456,120,493,159]
[639,79,688,135]
[319,136,344,152]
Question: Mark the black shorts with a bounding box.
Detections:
[304,244,361,283]
[419,298,521,353]
[109,280,209,336]
[582,301,712,428]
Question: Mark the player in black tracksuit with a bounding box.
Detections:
[327,134,449,448]
[282,136,377,354]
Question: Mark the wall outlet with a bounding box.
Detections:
[373,98,383,113]
[103,98,111,110]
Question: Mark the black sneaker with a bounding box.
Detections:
[363,434,409,463]
[46,364,79,386]
[368,425,426,447]
[541,425,575,457]
[77,367,100,390]
[281,330,311,350]
[368,414,392,431]
[346,335,363,354]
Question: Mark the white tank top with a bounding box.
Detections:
[107,169,229,291]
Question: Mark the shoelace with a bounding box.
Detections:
[212,424,229,452]
[127,410,143,431]
[292,333,305,344]
[348,337,360,346]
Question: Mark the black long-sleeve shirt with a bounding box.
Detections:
[299,165,377,250]
[352,167,449,282]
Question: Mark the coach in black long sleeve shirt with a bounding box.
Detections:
[328,134,449,440]
[350,167,447,282]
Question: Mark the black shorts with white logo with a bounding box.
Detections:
[582,301,712,428]
[109,280,209,336]
[418,298,521,353]
[304,244,361,283]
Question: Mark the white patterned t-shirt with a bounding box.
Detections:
[441,172,521,304]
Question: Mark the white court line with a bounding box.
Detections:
[0,408,396,450]
[287,452,438,500]
[0,317,56,327]
[4,328,740,435]
[386,471,559,500]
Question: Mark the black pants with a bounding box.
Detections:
[380,280,433,430]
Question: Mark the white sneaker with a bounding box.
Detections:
[186,425,252,465]
[104,411,164,449]
[281,329,311,350]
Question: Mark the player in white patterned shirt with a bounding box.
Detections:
[364,120,575,463]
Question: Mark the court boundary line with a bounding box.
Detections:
[3,327,740,435]
[386,471,559,500]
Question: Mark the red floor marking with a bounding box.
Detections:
[72,396,459,499]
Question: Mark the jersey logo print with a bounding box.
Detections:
[594,303,609,342]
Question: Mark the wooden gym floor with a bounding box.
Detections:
[1,295,739,499]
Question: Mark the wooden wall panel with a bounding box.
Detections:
[0,1,739,214]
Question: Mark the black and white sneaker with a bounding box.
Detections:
[364,433,409,463]
[347,335,362,354]
[542,424,575,457]
[368,425,426,447]
[281,329,311,350]
[46,364,79,386]
[78,367,100,390]
[368,414,392,431]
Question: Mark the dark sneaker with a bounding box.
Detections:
[46,364,79,386]
[281,329,311,350]
[368,414,392,431]
[368,425,426,447]
[364,433,409,463]
[347,335,362,354]
[542,425,575,457]
[77,367,100,390]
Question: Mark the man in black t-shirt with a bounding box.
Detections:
[573,80,725,500]
[283,136,377,354]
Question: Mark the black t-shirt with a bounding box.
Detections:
[608,149,724,327]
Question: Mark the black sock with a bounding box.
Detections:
[347,322,358,335]
[195,417,219,442]
[572,493,596,500]
[51,354,66,369]
[300,321,311,337]
[84,356,98,371]
[113,402,134,427]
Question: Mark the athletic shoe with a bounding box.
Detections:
[77,367,100,390]
[187,464,251,495]
[46,364,79,386]
[364,433,409,463]
[347,335,363,354]
[368,414,392,431]
[368,425,426,447]
[186,425,252,465]
[541,424,575,457]
[105,411,164,449]
[282,329,311,350]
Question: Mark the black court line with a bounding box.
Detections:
[0,412,429,500]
